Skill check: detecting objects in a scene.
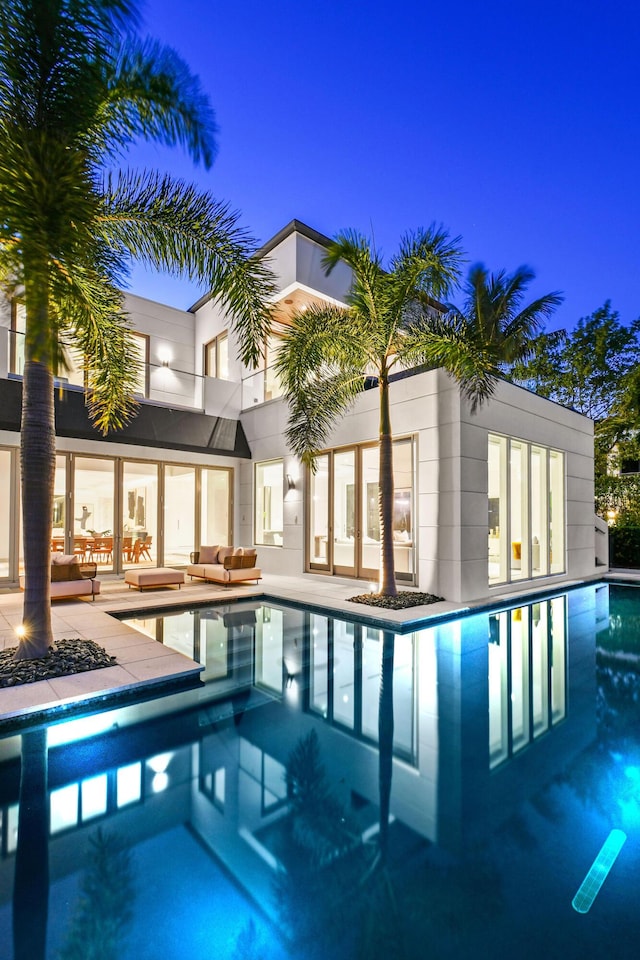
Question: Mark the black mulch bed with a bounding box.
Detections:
[0,639,116,688]
[348,591,445,610]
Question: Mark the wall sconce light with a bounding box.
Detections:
[286,474,295,491]
[161,359,169,368]
[158,347,172,368]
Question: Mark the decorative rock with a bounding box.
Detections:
[0,639,116,688]
[348,591,444,610]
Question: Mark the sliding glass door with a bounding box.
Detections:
[306,438,415,583]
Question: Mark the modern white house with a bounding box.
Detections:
[0,219,606,602]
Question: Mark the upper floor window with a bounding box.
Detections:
[10,300,148,397]
[204,331,229,380]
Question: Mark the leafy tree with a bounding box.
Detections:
[276,244,561,596]
[0,0,275,658]
[509,302,640,475]
[58,828,135,960]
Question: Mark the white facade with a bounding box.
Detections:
[0,220,601,602]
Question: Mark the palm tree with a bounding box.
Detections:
[275,245,561,597]
[414,263,564,410]
[0,0,275,658]
[274,227,463,596]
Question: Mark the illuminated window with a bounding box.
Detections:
[81,774,108,820]
[204,331,229,380]
[488,435,565,585]
[255,459,283,546]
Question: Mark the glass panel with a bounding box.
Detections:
[550,596,566,722]
[509,440,528,580]
[549,450,565,574]
[531,602,549,736]
[200,614,229,680]
[265,335,283,401]
[334,449,355,570]
[217,332,229,380]
[129,332,148,397]
[256,607,283,692]
[309,454,330,566]
[255,460,283,546]
[122,461,158,568]
[116,762,142,807]
[81,774,108,821]
[530,446,548,576]
[510,607,530,753]
[488,613,509,768]
[393,438,414,580]
[333,620,355,728]
[163,610,195,658]
[51,455,66,552]
[310,614,329,715]
[392,634,414,756]
[361,445,380,575]
[361,629,382,740]
[73,457,115,571]
[488,435,507,584]
[214,768,225,808]
[50,783,79,833]
[12,301,26,374]
[164,464,195,566]
[6,804,19,854]
[0,450,12,577]
[201,468,230,546]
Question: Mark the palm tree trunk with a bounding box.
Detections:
[378,374,397,596]
[15,277,55,660]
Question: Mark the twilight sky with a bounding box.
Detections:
[125,0,639,332]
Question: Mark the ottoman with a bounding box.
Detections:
[125,567,185,591]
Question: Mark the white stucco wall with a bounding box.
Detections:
[240,368,596,603]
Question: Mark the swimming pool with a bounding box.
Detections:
[1,581,640,958]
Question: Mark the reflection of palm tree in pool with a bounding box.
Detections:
[13,730,49,960]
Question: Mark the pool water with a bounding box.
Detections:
[2,582,640,959]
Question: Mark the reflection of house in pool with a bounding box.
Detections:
[0,586,605,953]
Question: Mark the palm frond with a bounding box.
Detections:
[89,37,217,167]
[99,171,276,367]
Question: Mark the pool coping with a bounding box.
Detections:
[0,571,632,734]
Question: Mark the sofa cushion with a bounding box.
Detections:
[51,553,76,565]
[217,546,234,564]
[199,544,219,563]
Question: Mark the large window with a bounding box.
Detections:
[255,459,283,546]
[204,331,229,380]
[488,435,565,585]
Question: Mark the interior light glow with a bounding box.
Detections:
[148,752,173,774]
[572,829,626,913]
[151,772,169,793]
[15,624,26,638]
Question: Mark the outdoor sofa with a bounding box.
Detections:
[187,545,261,586]
[19,553,101,600]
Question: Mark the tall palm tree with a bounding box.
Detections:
[0,0,275,658]
[276,246,562,597]
[412,263,564,410]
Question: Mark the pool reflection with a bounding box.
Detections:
[3,583,639,959]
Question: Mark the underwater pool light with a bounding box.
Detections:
[572,829,626,914]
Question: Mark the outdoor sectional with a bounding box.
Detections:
[19,553,101,600]
[187,545,262,586]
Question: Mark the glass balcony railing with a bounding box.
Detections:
[5,328,206,411]
[242,364,284,409]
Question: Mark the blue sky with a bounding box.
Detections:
[126,0,639,332]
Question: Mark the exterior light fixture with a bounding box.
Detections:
[286,474,295,491]
[158,347,172,368]
[15,624,26,638]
